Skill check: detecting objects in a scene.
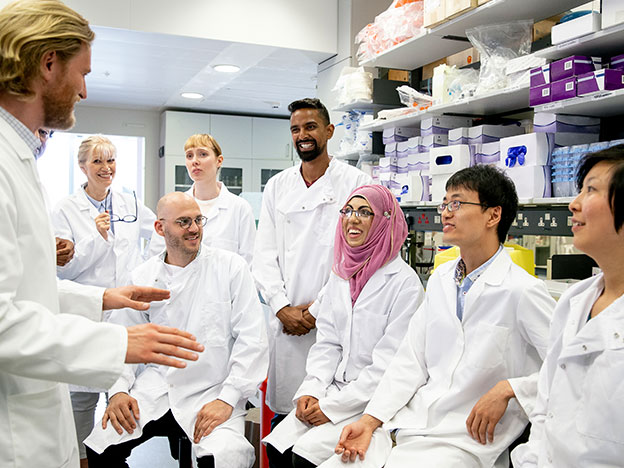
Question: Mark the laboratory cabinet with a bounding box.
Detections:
[159,111,296,196]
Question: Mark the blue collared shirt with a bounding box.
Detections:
[455,244,504,321]
[83,185,114,233]
[0,105,41,156]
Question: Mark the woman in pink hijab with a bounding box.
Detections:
[263,185,425,468]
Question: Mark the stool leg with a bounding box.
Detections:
[179,436,193,468]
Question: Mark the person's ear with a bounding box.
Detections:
[154,220,165,237]
[486,206,502,230]
[40,50,58,81]
[326,123,335,140]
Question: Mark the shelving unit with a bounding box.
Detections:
[535,22,624,61]
[360,0,586,70]
[534,87,624,116]
[332,100,396,113]
[360,86,529,131]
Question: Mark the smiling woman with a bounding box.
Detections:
[512,145,624,467]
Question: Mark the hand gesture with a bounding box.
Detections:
[55,237,74,266]
[193,399,233,443]
[335,415,381,463]
[277,303,314,336]
[102,285,171,311]
[95,211,111,240]
[125,323,204,368]
[102,392,140,435]
[466,380,514,444]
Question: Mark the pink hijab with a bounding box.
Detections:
[333,184,408,305]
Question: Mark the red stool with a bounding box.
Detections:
[259,379,274,468]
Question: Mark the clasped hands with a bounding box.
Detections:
[296,395,330,427]
[277,303,315,336]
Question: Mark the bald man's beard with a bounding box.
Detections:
[163,227,201,259]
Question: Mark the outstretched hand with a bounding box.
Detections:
[125,323,204,368]
[103,285,170,311]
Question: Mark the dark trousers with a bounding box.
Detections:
[86,410,214,468]
[266,413,294,468]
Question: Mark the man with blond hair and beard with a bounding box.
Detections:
[0,2,203,467]
[86,192,268,468]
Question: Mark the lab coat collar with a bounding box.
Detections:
[353,255,404,305]
[75,187,131,217]
[0,116,34,162]
[188,182,231,222]
[559,274,624,359]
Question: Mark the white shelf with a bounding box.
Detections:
[361,86,529,131]
[400,197,575,209]
[360,0,586,70]
[533,88,624,117]
[535,22,624,61]
[332,100,396,112]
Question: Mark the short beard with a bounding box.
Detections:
[163,228,200,260]
[296,142,323,162]
[41,76,77,130]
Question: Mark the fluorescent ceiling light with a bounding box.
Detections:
[213,64,241,73]
[181,92,204,100]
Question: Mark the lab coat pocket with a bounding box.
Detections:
[200,301,231,347]
[576,349,624,445]
[354,310,389,360]
[466,323,510,369]
[8,385,75,467]
[313,203,337,247]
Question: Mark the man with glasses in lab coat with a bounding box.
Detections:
[252,98,371,467]
[0,2,203,467]
[86,192,268,468]
[327,165,556,468]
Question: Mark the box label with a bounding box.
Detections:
[542,88,550,97]
[564,60,573,71]
[565,82,574,92]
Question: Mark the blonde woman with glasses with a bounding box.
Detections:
[51,135,157,467]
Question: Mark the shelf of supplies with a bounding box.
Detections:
[360,0,586,70]
[360,85,529,132]
[535,22,624,61]
[533,87,624,117]
[332,100,397,112]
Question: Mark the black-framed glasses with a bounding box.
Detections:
[159,215,207,230]
[110,191,138,223]
[339,207,375,219]
[437,200,488,214]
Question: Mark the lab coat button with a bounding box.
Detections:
[615,332,620,339]
[560,363,566,370]
[548,412,553,419]
[582,344,587,351]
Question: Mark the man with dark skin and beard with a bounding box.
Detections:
[252,98,371,468]
[0,2,203,466]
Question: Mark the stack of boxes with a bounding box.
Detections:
[498,113,600,199]
[379,127,420,199]
[530,54,624,107]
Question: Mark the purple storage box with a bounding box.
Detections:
[530,64,550,87]
[530,83,552,106]
[551,77,577,102]
[610,54,624,70]
[550,55,599,82]
[577,69,624,95]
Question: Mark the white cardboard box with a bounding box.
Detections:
[421,134,449,150]
[503,165,552,199]
[499,133,552,168]
[420,116,473,136]
[473,141,501,165]
[552,12,601,45]
[401,172,431,202]
[397,141,410,158]
[449,124,524,145]
[431,173,453,201]
[384,142,397,158]
[382,126,420,144]
[533,113,600,134]
[430,145,473,175]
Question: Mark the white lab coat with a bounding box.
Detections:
[86,247,269,468]
[53,187,156,289]
[149,182,256,264]
[0,116,127,468]
[252,158,371,413]
[324,250,555,468]
[263,256,424,464]
[511,273,624,468]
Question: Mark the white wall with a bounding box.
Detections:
[72,105,161,210]
[62,0,338,55]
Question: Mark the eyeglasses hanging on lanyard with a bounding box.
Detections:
[109,190,138,223]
